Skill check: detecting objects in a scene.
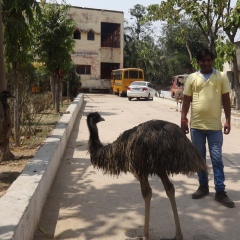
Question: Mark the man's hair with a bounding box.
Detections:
[196,49,214,61]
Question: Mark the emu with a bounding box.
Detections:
[0,90,15,161]
[86,112,207,240]
[175,89,184,112]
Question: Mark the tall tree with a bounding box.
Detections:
[147,0,240,109]
[0,0,40,161]
[33,0,75,113]
[159,21,208,71]
[2,0,41,147]
[124,4,163,82]
[0,3,6,91]
[221,1,240,109]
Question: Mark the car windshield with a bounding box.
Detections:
[131,82,146,86]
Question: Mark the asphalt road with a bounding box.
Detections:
[34,94,240,240]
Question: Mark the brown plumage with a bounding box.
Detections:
[175,89,184,112]
[87,112,208,240]
[0,91,15,161]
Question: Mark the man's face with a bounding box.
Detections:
[198,55,214,74]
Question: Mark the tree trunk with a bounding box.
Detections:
[67,80,70,104]
[50,76,55,110]
[14,68,20,147]
[0,8,15,162]
[60,76,63,107]
[235,88,240,110]
[0,97,15,162]
[232,54,240,110]
[54,75,60,113]
[0,139,15,161]
[0,7,6,91]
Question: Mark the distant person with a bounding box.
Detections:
[177,77,184,87]
[181,48,234,208]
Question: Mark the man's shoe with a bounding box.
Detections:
[192,186,209,199]
[215,191,235,208]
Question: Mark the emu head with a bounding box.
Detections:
[0,90,15,100]
[87,112,105,124]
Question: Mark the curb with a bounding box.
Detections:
[0,94,84,240]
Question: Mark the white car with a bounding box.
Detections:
[127,81,156,101]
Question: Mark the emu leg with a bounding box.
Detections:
[137,174,152,240]
[159,173,183,240]
[176,101,178,112]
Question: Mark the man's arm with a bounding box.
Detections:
[181,95,192,134]
[222,92,231,134]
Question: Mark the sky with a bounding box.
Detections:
[57,0,238,18]
[55,0,239,41]
[59,0,163,18]
[55,0,165,38]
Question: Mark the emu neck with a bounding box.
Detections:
[88,120,103,151]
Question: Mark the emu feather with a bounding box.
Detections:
[87,112,207,240]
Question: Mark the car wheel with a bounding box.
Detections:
[146,94,151,101]
[128,97,132,101]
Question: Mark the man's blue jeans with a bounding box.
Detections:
[190,128,225,192]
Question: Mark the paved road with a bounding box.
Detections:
[34,94,240,240]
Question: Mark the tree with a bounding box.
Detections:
[0,3,6,91]
[62,64,80,102]
[147,0,240,109]
[0,0,40,161]
[221,1,240,109]
[2,0,41,147]
[124,4,163,82]
[33,0,75,113]
[159,21,208,71]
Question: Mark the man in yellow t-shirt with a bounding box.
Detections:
[181,48,234,208]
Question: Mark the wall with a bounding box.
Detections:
[68,7,124,90]
[0,94,84,240]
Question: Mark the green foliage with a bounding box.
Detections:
[124,4,209,86]
[2,0,41,69]
[147,0,240,72]
[33,0,76,75]
[124,5,162,83]
[215,38,236,70]
[62,64,80,99]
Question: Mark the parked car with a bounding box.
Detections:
[170,74,188,98]
[127,81,156,101]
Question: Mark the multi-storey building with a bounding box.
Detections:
[223,41,240,105]
[68,6,124,92]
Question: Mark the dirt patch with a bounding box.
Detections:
[0,100,70,198]
[0,147,37,197]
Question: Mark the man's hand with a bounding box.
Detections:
[223,122,231,134]
[181,122,189,134]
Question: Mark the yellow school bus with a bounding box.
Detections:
[111,68,144,97]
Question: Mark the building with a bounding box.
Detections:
[223,41,240,105]
[68,6,124,92]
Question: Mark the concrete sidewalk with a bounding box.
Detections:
[34,94,240,240]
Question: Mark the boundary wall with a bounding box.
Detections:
[0,94,84,240]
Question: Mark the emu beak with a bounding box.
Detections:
[100,117,105,122]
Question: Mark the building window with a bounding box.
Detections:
[101,22,120,48]
[87,30,94,41]
[76,65,91,74]
[73,30,81,40]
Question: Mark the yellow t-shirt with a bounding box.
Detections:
[183,70,231,130]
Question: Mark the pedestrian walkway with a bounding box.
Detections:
[34,94,240,240]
